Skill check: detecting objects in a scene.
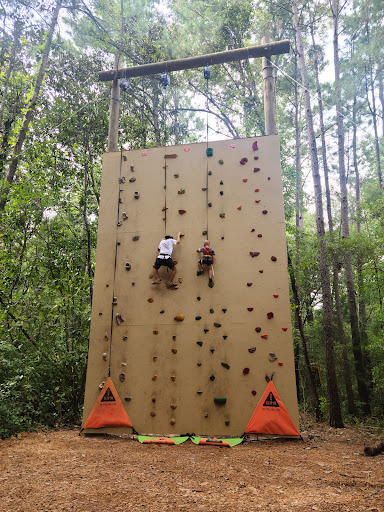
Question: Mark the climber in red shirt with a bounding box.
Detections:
[197,240,215,288]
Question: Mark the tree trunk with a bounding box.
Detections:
[0,21,20,135]
[292,0,343,427]
[332,0,371,415]
[0,0,62,211]
[310,21,355,415]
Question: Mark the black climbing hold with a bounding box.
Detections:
[206,148,213,157]
[125,396,132,402]
[271,256,277,261]
[197,391,203,395]
[219,159,224,165]
[195,316,202,320]
[223,336,228,340]
[214,397,227,404]
[204,329,209,333]
[117,241,121,246]
[129,177,136,182]
[208,170,212,175]
[119,372,125,382]
[205,413,208,417]
[222,308,227,313]
[118,176,126,184]
[123,336,127,340]
[130,165,134,171]
[210,309,214,314]
[204,65,211,79]
[214,322,221,328]
[160,310,165,314]
[210,374,215,381]
[197,362,202,366]
[117,220,122,227]
[178,189,185,194]
[132,235,140,241]
[125,262,131,270]
[221,236,224,240]
[219,213,225,218]
[220,191,224,195]
[221,363,230,370]
[225,420,230,426]
[202,230,208,235]
[197,297,201,301]
[134,191,139,199]
[202,187,207,191]
[197,341,203,346]
[208,202,212,207]
[220,181,224,185]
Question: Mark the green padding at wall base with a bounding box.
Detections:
[138,436,189,445]
[191,436,243,447]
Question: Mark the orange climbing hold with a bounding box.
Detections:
[83,377,132,430]
[174,314,184,322]
[245,381,300,436]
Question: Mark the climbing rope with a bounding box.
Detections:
[161,71,170,236]
[204,65,211,239]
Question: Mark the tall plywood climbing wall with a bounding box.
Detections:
[82,136,299,436]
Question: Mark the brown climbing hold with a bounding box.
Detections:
[269,352,277,362]
[170,418,176,425]
[132,235,140,241]
[165,154,177,159]
[247,283,253,286]
[174,174,179,178]
[282,327,288,331]
[261,334,268,339]
[267,312,274,319]
[116,313,125,325]
[262,210,268,215]
[148,297,154,303]
[240,157,248,165]
[153,356,157,362]
[170,403,177,409]
[102,353,107,361]
[273,294,279,298]
[251,390,257,396]
[134,192,139,199]
[119,373,125,382]
[170,375,176,381]
[150,411,156,417]
[153,330,159,335]
[237,206,242,210]
[243,178,248,182]
[178,209,186,214]
[162,206,168,211]
[171,348,177,354]
[255,327,261,333]
[250,252,260,257]
[252,141,258,151]
[271,256,277,262]
[243,368,250,375]
[174,314,184,322]
[248,347,256,353]
[178,277,183,283]
[172,335,176,341]
[122,212,128,220]
[152,375,158,381]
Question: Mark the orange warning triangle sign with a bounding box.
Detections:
[83,377,132,429]
[245,381,300,436]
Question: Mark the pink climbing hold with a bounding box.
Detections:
[255,327,261,333]
[250,252,260,258]
[230,144,235,148]
[247,282,253,287]
[142,152,147,156]
[267,312,274,319]
[243,178,248,182]
[240,158,248,165]
[184,147,191,152]
[238,206,242,210]
[252,141,258,151]
[251,390,257,396]
[282,327,288,331]
[243,367,250,375]
[255,200,261,203]
[258,234,262,238]
[261,334,268,339]
[247,307,254,312]
[254,167,260,172]
[255,188,260,192]
[278,362,283,366]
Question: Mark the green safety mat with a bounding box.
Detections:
[138,436,189,445]
[191,436,243,447]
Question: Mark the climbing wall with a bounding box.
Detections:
[82,135,299,436]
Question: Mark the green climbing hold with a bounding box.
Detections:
[206,148,213,157]
[214,322,221,328]
[214,397,227,404]
[196,341,203,346]
[221,363,230,370]
[210,309,214,314]
[196,316,202,320]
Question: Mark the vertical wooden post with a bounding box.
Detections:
[262,35,277,135]
[107,54,122,152]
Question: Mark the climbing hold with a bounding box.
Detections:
[214,397,227,404]
[271,256,277,262]
[162,206,168,211]
[247,307,254,312]
[250,252,260,258]
[150,411,156,417]
[258,234,262,238]
[178,189,185,194]
[172,335,176,341]
[153,330,159,335]
[259,270,264,273]
[206,148,213,157]
[164,154,177,159]
[116,313,125,325]
[197,362,202,366]
[117,241,121,245]
[252,140,258,151]
[251,390,257,396]
[123,336,127,340]
[282,327,288,331]
[170,375,176,381]
[148,298,154,303]
[129,177,136,182]
[214,322,221,328]
[170,403,177,409]
[99,312,102,316]
[202,187,207,191]
[261,334,268,339]
[254,167,260,172]
[170,418,176,425]
[130,165,134,171]
[269,352,277,362]
[195,316,202,320]
[254,156,259,160]
[151,396,156,402]
[248,347,256,353]
[204,329,209,333]
[174,174,179,178]
[119,373,125,382]
[210,374,215,381]
[152,375,158,381]
[278,362,283,366]
[219,213,225,218]
[102,353,107,361]
[197,391,203,394]
[118,176,126,184]
[208,170,212,176]
[255,200,261,203]
[125,396,132,402]
[197,297,201,301]
[268,177,271,180]
[223,335,228,340]
[171,348,177,354]
[208,202,212,207]
[205,413,208,418]
[210,349,214,354]
[142,152,147,156]
[99,381,105,389]
[220,181,224,185]
[237,206,242,210]
[106,283,109,287]
[225,420,230,426]
[134,192,139,199]
[222,308,227,313]
[221,236,224,240]
[132,235,140,241]
[262,210,268,215]
[240,157,248,165]
[221,363,230,370]
[267,312,274,320]
[247,283,253,287]
[197,341,202,346]
[255,188,260,192]
[117,220,122,227]
[202,230,208,235]
[174,314,185,322]
[152,356,157,362]
[230,144,235,148]
[122,212,128,220]
[273,294,279,298]
[243,368,250,375]
[210,309,214,314]
[219,160,224,165]
[251,228,255,232]
[255,327,261,333]
[265,374,270,383]
[125,262,131,271]
[178,209,186,214]
[220,191,224,195]
[243,178,248,182]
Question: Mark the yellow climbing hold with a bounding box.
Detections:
[178,277,183,283]
[153,329,159,335]
[174,314,185,322]
[170,375,176,381]
[152,375,158,381]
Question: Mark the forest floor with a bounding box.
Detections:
[0,421,383,512]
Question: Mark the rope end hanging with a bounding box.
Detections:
[161,71,170,88]
[204,65,211,80]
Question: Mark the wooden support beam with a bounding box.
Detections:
[262,35,277,135]
[99,40,290,81]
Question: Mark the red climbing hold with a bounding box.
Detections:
[282,327,288,331]
[243,368,250,375]
[251,390,257,396]
[251,228,255,232]
[255,188,260,192]
[278,362,283,366]
[255,327,261,333]
[252,141,258,151]
[271,256,277,262]
[240,158,248,165]
[237,206,242,210]
[261,334,268,339]
[247,283,253,287]
[243,178,248,182]
[247,308,254,312]
[273,294,279,298]
[258,234,262,238]
[250,252,260,257]
[178,209,186,214]
[259,270,264,273]
[267,312,274,319]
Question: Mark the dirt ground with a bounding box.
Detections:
[0,422,383,512]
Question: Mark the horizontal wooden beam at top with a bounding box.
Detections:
[98,40,290,82]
